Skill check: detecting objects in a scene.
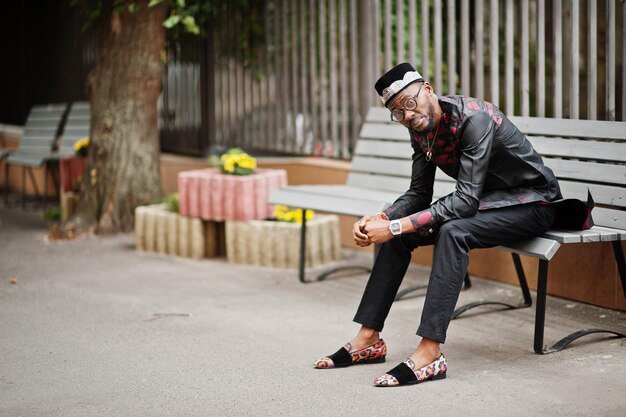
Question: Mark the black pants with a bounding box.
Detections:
[353,203,556,344]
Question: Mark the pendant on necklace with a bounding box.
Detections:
[426,151,432,161]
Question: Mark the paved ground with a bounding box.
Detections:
[1,206,625,417]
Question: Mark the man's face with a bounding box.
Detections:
[386,82,436,133]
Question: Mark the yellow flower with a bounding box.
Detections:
[74,137,89,156]
[273,205,315,223]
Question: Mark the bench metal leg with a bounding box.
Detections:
[296,209,371,283]
[451,253,532,319]
[612,240,626,299]
[534,259,626,354]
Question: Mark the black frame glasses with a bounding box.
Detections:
[390,84,423,122]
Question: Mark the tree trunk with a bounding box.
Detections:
[66,0,167,235]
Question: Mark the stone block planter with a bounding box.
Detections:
[135,204,224,259]
[178,168,288,221]
[225,214,341,268]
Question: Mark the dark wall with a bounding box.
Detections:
[0,1,95,125]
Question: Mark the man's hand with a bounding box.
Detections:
[363,218,394,244]
[353,215,377,247]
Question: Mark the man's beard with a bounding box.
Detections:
[424,101,436,132]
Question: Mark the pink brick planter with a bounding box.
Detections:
[178,168,288,221]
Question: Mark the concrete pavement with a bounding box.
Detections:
[1,206,625,417]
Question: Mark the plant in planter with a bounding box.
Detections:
[216,147,257,176]
[73,137,89,157]
[226,206,341,269]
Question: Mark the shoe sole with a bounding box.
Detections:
[374,371,446,387]
[315,355,386,369]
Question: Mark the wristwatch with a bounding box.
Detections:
[389,219,402,236]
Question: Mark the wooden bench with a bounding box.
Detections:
[269,106,626,354]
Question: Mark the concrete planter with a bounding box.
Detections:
[225,214,341,268]
[135,204,224,259]
[178,168,288,221]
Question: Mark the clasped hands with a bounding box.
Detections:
[352,213,393,247]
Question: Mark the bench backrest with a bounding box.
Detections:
[508,116,626,231]
[58,102,90,157]
[16,103,67,156]
[350,107,456,200]
[355,107,626,231]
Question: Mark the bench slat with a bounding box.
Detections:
[498,237,561,261]
[509,116,626,141]
[354,139,412,159]
[268,188,389,217]
[352,155,414,177]
[527,136,626,163]
[359,121,411,141]
[544,158,626,186]
[591,207,626,230]
[558,181,626,208]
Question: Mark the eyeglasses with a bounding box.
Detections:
[389,84,423,122]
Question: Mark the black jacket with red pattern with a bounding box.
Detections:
[382,96,564,226]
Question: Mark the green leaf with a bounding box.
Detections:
[148,0,163,6]
[128,3,137,13]
[176,0,186,9]
[181,15,199,34]
[163,14,181,29]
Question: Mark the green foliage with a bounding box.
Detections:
[43,207,62,222]
[163,193,179,213]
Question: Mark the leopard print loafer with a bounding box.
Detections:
[314,339,387,369]
[374,354,447,386]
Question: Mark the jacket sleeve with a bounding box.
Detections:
[430,111,495,223]
[383,145,436,220]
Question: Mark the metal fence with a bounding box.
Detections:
[175,0,623,159]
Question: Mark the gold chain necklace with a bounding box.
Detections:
[425,119,441,162]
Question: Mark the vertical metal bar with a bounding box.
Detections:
[291,0,299,153]
[372,0,381,94]
[489,0,499,105]
[461,0,469,95]
[268,0,282,150]
[409,0,417,65]
[422,0,430,80]
[339,0,349,158]
[434,0,443,91]
[329,0,339,157]
[299,209,308,283]
[505,0,514,114]
[569,0,579,119]
[349,0,359,152]
[537,0,545,117]
[261,1,274,149]
[475,0,484,98]
[358,2,376,120]
[553,0,563,118]
[588,0,597,120]
[299,0,308,154]
[282,0,290,150]
[521,0,530,116]
[623,0,626,122]
[397,0,404,63]
[534,259,549,354]
[511,253,532,306]
[607,0,616,120]
[384,0,392,70]
[319,0,329,154]
[612,241,626,299]
[447,0,456,95]
[309,0,319,153]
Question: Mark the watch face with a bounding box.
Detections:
[390,220,401,235]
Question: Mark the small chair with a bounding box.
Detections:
[3,103,68,207]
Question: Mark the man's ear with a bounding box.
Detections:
[423,82,433,94]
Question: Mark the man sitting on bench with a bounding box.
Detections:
[313,62,590,387]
